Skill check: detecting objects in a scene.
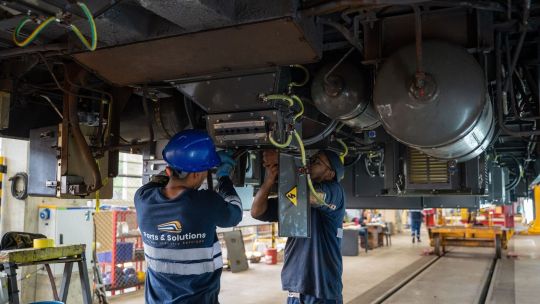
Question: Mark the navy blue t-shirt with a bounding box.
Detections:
[256,181,346,302]
[409,210,424,222]
[135,177,242,304]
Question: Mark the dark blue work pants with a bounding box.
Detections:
[411,220,422,239]
[287,294,342,304]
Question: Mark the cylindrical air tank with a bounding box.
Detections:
[374,41,495,162]
[311,61,380,131]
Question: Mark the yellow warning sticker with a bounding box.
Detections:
[286,186,298,206]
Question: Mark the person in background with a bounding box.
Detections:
[135,129,243,304]
[251,149,346,304]
[409,209,424,243]
[372,212,383,223]
[360,209,371,226]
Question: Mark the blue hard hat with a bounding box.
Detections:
[162,129,221,173]
[322,150,345,181]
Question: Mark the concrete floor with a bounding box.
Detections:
[108,232,540,304]
[487,234,540,304]
[110,231,431,304]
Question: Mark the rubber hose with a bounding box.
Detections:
[303,120,338,146]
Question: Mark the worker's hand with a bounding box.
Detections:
[150,170,169,185]
[216,150,236,178]
[263,164,279,185]
[263,149,278,167]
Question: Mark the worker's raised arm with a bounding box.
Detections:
[251,164,278,220]
[212,175,243,227]
[251,150,279,221]
[310,182,345,216]
[212,151,243,227]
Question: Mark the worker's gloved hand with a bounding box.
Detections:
[216,150,236,178]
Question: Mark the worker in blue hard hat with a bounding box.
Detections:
[134,129,242,304]
[251,149,346,304]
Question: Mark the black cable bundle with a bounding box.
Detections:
[9,172,28,200]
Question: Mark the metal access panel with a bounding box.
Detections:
[29,124,114,199]
[489,166,507,204]
[206,110,284,148]
[422,196,480,209]
[28,126,59,197]
[278,153,310,238]
[464,155,488,195]
[73,17,321,86]
[342,157,423,209]
[343,157,385,198]
[0,91,10,130]
[175,69,288,114]
[341,147,482,209]
[222,230,249,273]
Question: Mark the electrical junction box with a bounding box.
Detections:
[38,206,94,276]
[278,153,310,238]
[206,110,284,148]
[28,125,114,199]
[489,166,507,204]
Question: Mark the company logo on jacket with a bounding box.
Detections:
[157,221,182,233]
[143,220,206,244]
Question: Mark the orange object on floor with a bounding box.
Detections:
[424,208,436,227]
[265,248,277,265]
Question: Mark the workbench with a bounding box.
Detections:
[0,244,92,304]
[366,223,386,249]
[428,226,513,259]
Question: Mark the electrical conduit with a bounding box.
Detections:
[13,2,97,51]
[264,94,329,207]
